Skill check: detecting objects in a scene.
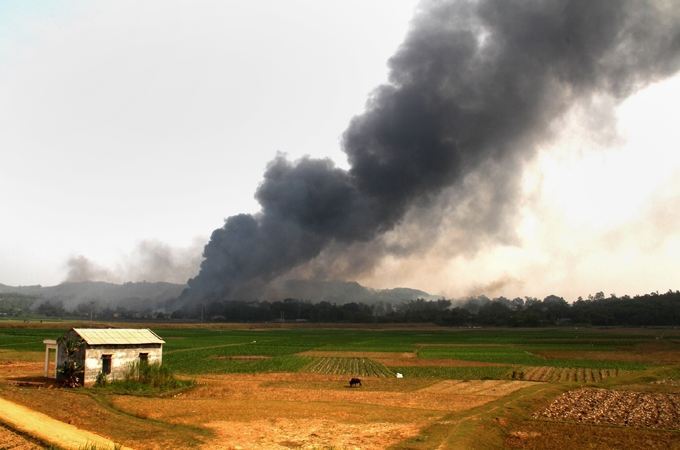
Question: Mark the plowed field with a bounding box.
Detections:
[514,367,621,383]
[303,357,394,377]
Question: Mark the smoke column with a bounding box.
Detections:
[64,239,204,284]
[183,0,680,302]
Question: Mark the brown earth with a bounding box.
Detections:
[0,386,205,449]
[420,380,536,396]
[0,361,42,380]
[261,373,437,392]
[0,422,42,450]
[204,418,421,450]
[506,421,680,449]
[0,396,131,450]
[0,354,206,449]
[534,388,680,430]
[495,380,680,449]
[113,373,516,413]
[0,353,534,449]
[110,373,535,449]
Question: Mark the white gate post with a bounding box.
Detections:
[44,346,49,377]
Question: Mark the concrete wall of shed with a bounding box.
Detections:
[83,345,162,386]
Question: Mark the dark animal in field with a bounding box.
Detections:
[349,377,362,387]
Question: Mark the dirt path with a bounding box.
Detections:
[0,396,131,450]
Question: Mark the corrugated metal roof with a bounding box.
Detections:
[72,328,165,345]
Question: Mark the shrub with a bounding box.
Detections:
[125,361,183,388]
[78,442,122,450]
[97,361,193,395]
[95,371,107,387]
[57,335,84,387]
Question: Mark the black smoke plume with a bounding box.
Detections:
[184,0,680,302]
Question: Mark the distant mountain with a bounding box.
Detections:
[265,279,439,304]
[0,279,438,312]
[0,281,184,310]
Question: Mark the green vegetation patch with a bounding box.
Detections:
[303,357,394,377]
[419,346,545,365]
[95,361,194,395]
[418,345,647,370]
[535,358,646,370]
[0,327,65,351]
[166,353,311,374]
[391,366,513,380]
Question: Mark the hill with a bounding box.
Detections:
[0,281,184,310]
[264,279,438,304]
[0,279,437,312]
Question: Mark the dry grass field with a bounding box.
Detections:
[1,322,680,449]
[111,373,536,448]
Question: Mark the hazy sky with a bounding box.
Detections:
[1,1,679,300]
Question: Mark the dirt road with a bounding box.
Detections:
[0,396,130,450]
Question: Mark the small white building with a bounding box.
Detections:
[46,328,165,386]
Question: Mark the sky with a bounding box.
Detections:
[1,0,679,300]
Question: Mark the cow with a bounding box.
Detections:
[349,377,362,387]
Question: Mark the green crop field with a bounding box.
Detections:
[0,324,674,376]
[392,366,514,380]
[304,357,394,377]
[416,345,647,370]
[1,322,680,449]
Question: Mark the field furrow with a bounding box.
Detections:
[302,357,394,377]
[520,366,624,383]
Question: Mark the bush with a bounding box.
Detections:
[78,442,122,450]
[96,361,193,395]
[95,371,107,387]
[57,335,84,387]
[125,361,183,388]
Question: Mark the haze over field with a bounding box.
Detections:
[1,0,679,302]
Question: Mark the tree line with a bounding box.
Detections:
[3,290,679,326]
